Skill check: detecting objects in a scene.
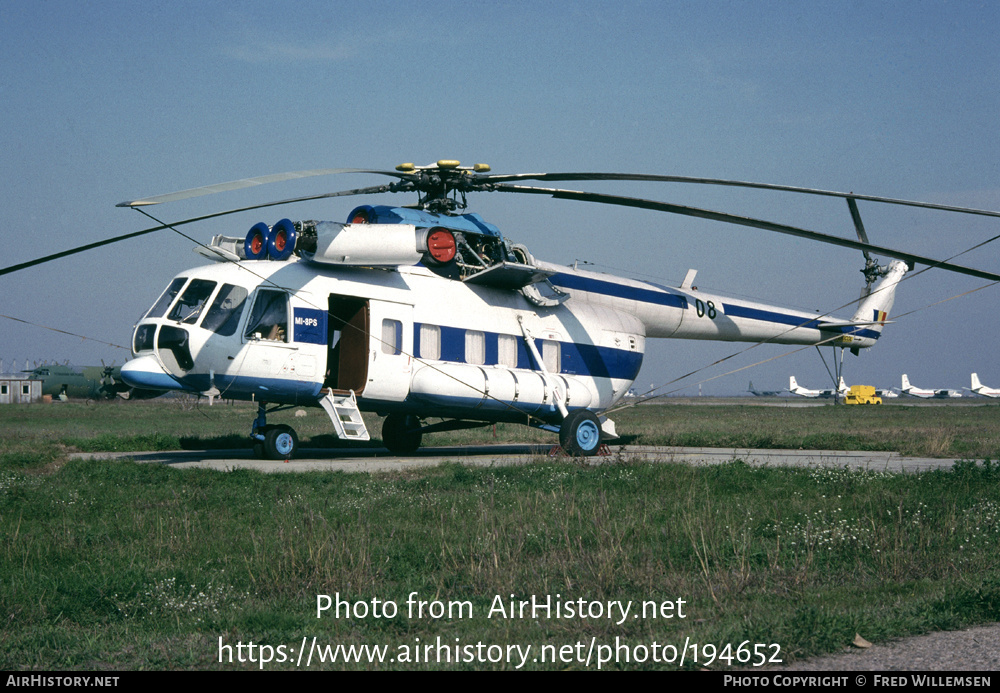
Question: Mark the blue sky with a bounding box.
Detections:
[2,0,999,395]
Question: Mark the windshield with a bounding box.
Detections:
[145,278,187,319]
[168,279,218,324]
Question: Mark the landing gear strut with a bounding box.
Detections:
[251,402,300,460]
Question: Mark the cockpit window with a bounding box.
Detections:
[145,278,187,319]
[168,279,218,324]
[244,289,288,342]
[201,284,249,336]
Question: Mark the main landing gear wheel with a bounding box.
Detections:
[263,424,298,460]
[560,409,602,457]
[381,413,422,455]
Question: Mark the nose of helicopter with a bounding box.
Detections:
[121,355,188,392]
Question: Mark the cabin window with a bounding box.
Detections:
[22,384,30,396]
[381,319,402,355]
[465,330,485,365]
[245,290,288,342]
[542,339,560,373]
[201,284,249,336]
[145,278,187,319]
[498,334,518,367]
[168,279,217,324]
[1,385,7,395]
[419,324,441,360]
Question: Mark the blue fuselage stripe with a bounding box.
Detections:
[546,272,880,341]
[548,273,688,309]
[722,304,826,329]
[722,304,881,339]
[414,323,643,381]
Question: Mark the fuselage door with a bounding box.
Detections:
[362,299,414,402]
[325,296,370,394]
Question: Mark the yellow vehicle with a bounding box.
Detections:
[845,385,882,405]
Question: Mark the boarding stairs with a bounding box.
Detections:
[319,390,370,441]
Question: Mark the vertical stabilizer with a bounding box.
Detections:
[851,260,908,337]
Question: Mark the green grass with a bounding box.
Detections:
[3,397,999,459]
[609,402,1000,458]
[1,399,999,669]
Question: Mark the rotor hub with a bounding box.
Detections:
[861,257,889,287]
[393,161,493,213]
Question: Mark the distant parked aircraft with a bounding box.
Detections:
[27,364,160,401]
[969,373,1000,398]
[875,388,899,399]
[747,380,782,396]
[899,374,961,399]
[788,376,849,399]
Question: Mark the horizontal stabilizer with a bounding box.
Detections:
[818,319,895,328]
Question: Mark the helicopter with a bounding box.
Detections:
[6,160,1000,458]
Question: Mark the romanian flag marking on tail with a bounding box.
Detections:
[873,309,888,325]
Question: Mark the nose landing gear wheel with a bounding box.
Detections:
[559,410,602,457]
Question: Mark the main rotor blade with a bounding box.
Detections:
[1,184,392,277]
[492,184,1000,283]
[846,197,870,244]
[118,168,409,207]
[480,172,1000,220]
[846,197,872,262]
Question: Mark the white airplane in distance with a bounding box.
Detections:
[875,388,899,399]
[969,373,1000,398]
[900,374,962,399]
[788,376,849,398]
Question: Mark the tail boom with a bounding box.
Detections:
[542,259,907,350]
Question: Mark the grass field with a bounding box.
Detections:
[1,398,998,670]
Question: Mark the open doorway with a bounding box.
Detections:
[325,296,369,394]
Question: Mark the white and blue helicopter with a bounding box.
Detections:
[8,161,999,458]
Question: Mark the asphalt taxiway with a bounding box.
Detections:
[69,444,969,474]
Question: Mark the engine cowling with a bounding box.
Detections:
[297,221,456,267]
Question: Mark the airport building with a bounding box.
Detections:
[0,377,43,404]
